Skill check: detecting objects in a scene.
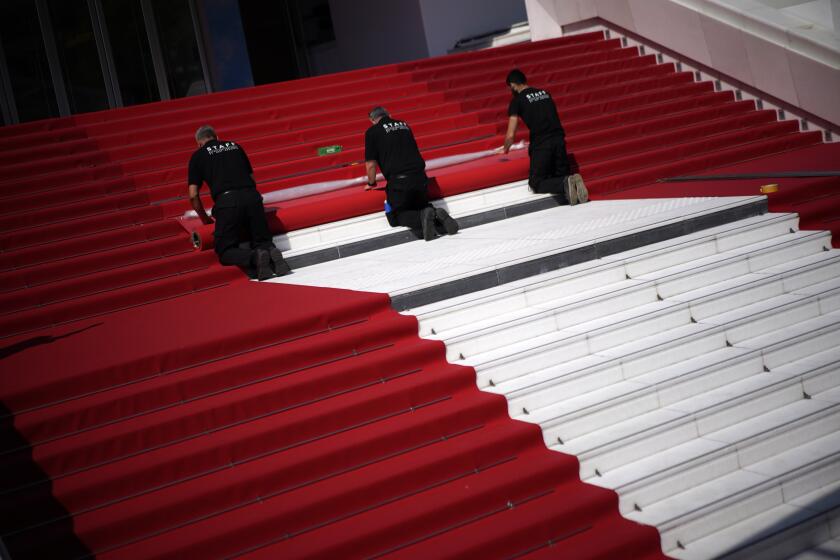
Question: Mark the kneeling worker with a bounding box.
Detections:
[187,125,290,280]
[503,69,588,205]
[364,107,459,241]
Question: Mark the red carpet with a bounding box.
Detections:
[1,27,836,558]
[0,281,665,559]
[598,142,840,247]
[4,32,652,338]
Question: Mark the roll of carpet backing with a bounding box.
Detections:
[178,142,528,250]
[181,142,526,221]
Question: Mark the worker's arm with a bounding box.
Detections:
[364,160,378,190]
[503,116,519,154]
[188,183,214,225]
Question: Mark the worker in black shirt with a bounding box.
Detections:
[187,125,290,280]
[364,107,459,241]
[503,69,589,205]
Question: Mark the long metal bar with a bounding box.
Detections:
[659,172,840,182]
[34,0,71,116]
[87,0,119,108]
[139,0,171,101]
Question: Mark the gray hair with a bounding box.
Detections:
[368,106,389,120]
[195,125,217,142]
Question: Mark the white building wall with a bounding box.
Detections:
[418,0,527,56]
[524,0,840,128]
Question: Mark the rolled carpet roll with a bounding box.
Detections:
[176,142,529,249]
[192,224,215,250]
[176,219,215,251]
[180,142,528,221]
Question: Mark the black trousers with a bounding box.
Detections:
[528,135,572,196]
[212,189,275,267]
[385,174,432,229]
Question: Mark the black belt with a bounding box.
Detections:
[391,173,423,180]
[215,188,253,201]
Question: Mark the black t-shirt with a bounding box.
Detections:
[364,117,426,180]
[187,139,256,200]
[508,87,565,143]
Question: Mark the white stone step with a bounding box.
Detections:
[502,286,840,448]
[277,179,537,255]
[467,330,591,385]
[674,483,840,560]
[735,310,840,370]
[566,353,840,479]
[458,286,681,366]
[493,322,721,402]
[417,262,629,337]
[599,212,800,277]
[700,293,820,343]
[278,197,766,296]
[412,213,799,332]
[595,399,840,516]
[435,279,653,361]
[628,439,840,553]
[479,284,780,390]
[497,284,839,416]
[648,235,829,301]
[393,208,839,559]
[486,352,617,399]
[435,234,836,372]
[672,252,840,320]
[476,260,840,403]
[529,347,760,438]
[791,538,840,560]
[812,384,840,404]
[422,222,815,340]
[630,468,772,547]
[557,362,837,476]
[747,431,840,490]
[793,274,840,299]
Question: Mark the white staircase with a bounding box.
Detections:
[412,211,840,559]
[274,179,547,259]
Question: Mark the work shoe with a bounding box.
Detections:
[269,248,291,276]
[563,175,579,206]
[255,249,273,281]
[421,207,437,241]
[573,174,589,204]
[434,207,459,235]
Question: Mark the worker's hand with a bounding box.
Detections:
[365,181,376,191]
[503,136,514,154]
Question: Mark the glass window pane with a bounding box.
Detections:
[101,0,160,106]
[152,0,206,98]
[298,0,334,47]
[0,0,59,122]
[47,0,109,114]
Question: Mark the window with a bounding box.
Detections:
[101,0,160,106]
[0,0,59,122]
[152,0,207,98]
[47,0,109,114]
